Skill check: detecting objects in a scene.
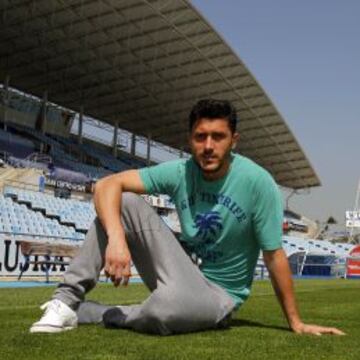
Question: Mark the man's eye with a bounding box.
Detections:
[212,134,225,141]
[194,134,206,141]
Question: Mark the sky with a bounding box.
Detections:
[191,0,360,227]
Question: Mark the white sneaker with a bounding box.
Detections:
[30,299,78,333]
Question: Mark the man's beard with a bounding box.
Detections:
[201,160,223,173]
[196,150,232,174]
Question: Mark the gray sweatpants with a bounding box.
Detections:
[53,193,235,335]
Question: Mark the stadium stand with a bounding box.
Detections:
[281,236,354,277]
[1,191,84,240]
[6,121,142,180]
[7,156,48,171]
[3,187,92,237]
[55,137,133,172]
[4,184,355,259]
[0,127,35,158]
[0,123,117,181]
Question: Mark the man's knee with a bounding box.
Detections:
[138,291,218,335]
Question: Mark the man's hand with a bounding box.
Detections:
[104,239,132,287]
[263,249,345,336]
[93,170,145,287]
[291,322,345,336]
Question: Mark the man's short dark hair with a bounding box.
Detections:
[189,99,238,133]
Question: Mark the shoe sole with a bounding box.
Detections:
[30,324,77,333]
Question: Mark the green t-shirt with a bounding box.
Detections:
[139,153,283,307]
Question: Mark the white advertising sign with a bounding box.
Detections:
[346,211,360,228]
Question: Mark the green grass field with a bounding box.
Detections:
[0,279,359,360]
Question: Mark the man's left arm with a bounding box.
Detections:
[263,248,345,336]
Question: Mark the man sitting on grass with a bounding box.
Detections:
[30,99,344,336]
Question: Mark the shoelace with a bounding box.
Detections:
[40,300,61,316]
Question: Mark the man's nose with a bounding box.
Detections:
[204,136,214,150]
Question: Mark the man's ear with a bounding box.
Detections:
[232,132,240,149]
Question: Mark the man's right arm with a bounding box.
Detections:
[93,170,146,286]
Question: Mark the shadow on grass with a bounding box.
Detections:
[96,319,289,338]
[78,316,289,337]
[230,319,289,332]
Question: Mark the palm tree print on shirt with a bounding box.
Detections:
[194,211,223,240]
[191,211,224,262]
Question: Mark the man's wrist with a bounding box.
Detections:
[289,319,304,332]
[106,227,126,243]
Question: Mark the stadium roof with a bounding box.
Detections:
[0,0,320,189]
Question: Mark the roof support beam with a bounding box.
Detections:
[112,120,118,157]
[1,75,10,131]
[146,133,151,166]
[78,105,84,145]
[130,133,136,157]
